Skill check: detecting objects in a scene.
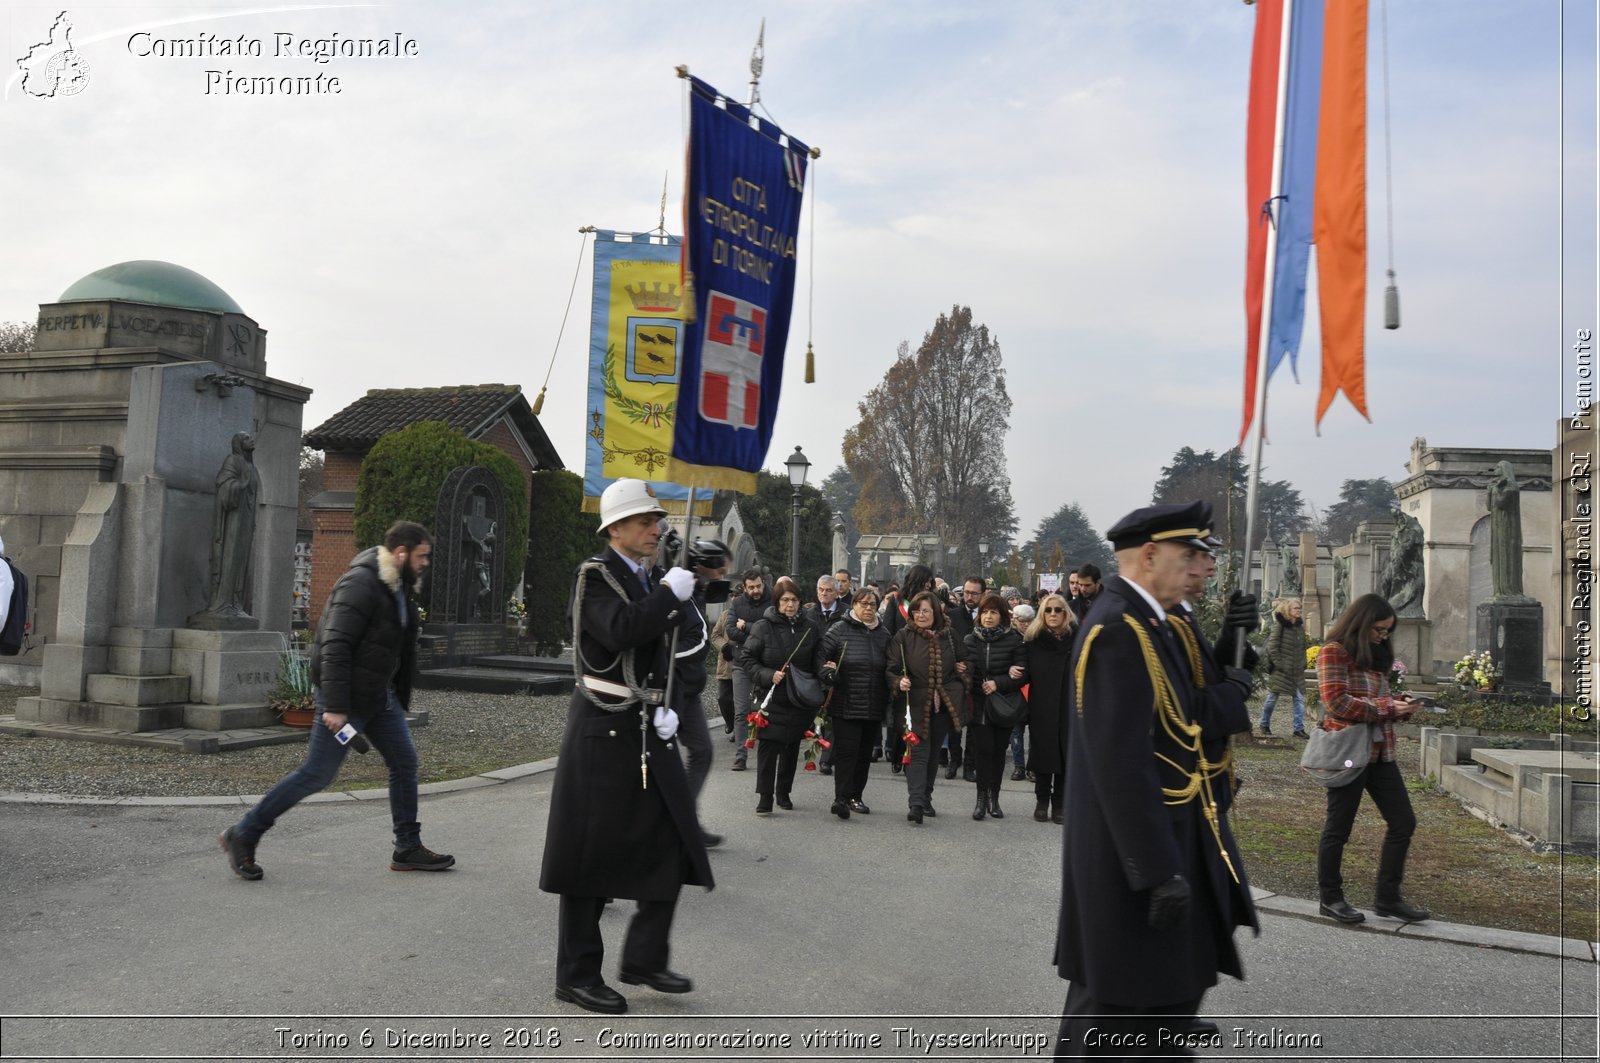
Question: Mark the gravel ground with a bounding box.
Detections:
[0,686,722,799]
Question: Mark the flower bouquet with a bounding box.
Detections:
[1453,650,1500,692]
[1389,658,1408,694]
[802,714,831,768]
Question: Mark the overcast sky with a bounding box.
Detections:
[2,1,1593,541]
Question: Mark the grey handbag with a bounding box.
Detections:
[1300,720,1374,787]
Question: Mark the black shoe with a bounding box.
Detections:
[701,831,723,848]
[731,758,747,772]
[819,764,833,776]
[556,982,628,1014]
[963,766,977,782]
[849,799,871,815]
[724,723,734,735]
[924,803,936,818]
[218,827,263,881]
[1010,767,1026,782]
[944,763,957,780]
[1259,724,1272,736]
[391,844,455,872]
[831,800,850,820]
[1319,899,1365,924]
[891,763,903,774]
[987,794,1004,819]
[973,790,987,821]
[1189,1018,1221,1036]
[1051,808,1063,825]
[870,747,883,762]
[907,807,923,824]
[618,967,693,993]
[756,797,772,816]
[1293,729,1310,739]
[1374,898,1431,922]
[1034,802,1049,822]
[775,794,794,811]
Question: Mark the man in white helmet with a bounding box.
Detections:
[538,479,713,1016]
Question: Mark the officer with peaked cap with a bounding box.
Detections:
[1052,501,1255,1058]
[539,478,713,1016]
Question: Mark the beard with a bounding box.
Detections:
[401,557,423,593]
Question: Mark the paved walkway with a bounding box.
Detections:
[1,753,1594,1060]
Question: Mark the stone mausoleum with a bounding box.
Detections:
[0,260,308,735]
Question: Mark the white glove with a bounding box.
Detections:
[653,706,680,741]
[661,567,695,601]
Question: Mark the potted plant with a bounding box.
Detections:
[268,647,316,728]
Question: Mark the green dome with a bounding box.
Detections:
[58,260,243,314]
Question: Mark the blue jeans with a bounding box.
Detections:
[236,691,421,849]
[1260,690,1306,733]
[1010,723,1027,769]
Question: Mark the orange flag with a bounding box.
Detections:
[1313,0,1371,428]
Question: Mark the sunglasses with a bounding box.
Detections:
[1043,606,1066,614]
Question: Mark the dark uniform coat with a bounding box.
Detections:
[1169,603,1259,930]
[539,549,713,902]
[1055,576,1251,1007]
[1024,629,1073,777]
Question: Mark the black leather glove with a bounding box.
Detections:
[1148,874,1191,931]
[720,642,735,661]
[1222,666,1255,698]
[1225,590,1260,632]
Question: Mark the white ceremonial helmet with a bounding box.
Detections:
[598,478,668,531]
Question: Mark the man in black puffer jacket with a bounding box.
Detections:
[220,521,453,881]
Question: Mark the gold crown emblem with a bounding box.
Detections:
[625,282,683,313]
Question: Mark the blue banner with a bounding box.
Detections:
[673,75,810,490]
[1267,0,1325,382]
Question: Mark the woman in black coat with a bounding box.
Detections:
[740,577,822,815]
[820,589,892,819]
[964,592,1027,821]
[1023,592,1076,824]
[880,564,936,770]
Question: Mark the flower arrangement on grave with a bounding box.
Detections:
[1389,658,1408,694]
[268,647,315,723]
[1453,650,1500,692]
[1306,644,1322,669]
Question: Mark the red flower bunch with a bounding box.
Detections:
[747,709,770,731]
[803,761,817,771]
[744,738,756,749]
[801,715,830,768]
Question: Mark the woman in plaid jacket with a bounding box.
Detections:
[1313,593,1431,926]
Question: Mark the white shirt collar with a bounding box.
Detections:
[1122,577,1168,623]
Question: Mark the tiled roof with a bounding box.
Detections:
[304,383,564,470]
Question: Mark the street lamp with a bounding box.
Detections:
[978,541,989,585]
[784,445,811,578]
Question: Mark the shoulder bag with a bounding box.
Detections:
[983,638,1028,727]
[1300,720,1374,787]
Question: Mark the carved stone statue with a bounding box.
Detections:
[1379,512,1425,617]
[1487,460,1525,599]
[462,514,496,621]
[205,432,260,616]
[1333,555,1351,617]
[1279,541,1301,594]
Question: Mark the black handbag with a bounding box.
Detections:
[787,667,826,710]
[986,689,1028,728]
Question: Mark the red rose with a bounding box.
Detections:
[904,731,921,746]
[804,761,817,771]
[755,714,769,729]
[746,712,761,725]
[900,752,912,765]
[803,730,815,739]
[819,738,832,749]
[744,738,756,749]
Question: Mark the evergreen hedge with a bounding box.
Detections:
[353,421,529,597]
[525,469,600,655]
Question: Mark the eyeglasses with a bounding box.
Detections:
[1043,606,1066,614]
[1373,622,1395,638]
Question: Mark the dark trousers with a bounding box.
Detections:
[903,709,952,811]
[1035,771,1064,812]
[755,737,800,799]
[556,893,678,987]
[716,678,735,733]
[1317,758,1417,903]
[831,718,878,802]
[970,721,1011,792]
[674,680,712,801]
[1055,981,1201,1060]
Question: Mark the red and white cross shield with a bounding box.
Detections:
[698,291,765,430]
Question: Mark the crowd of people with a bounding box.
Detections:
[706,561,1116,828]
[223,477,1434,1039]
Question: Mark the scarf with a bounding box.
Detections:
[909,624,948,736]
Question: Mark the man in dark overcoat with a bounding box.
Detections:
[1053,501,1254,1058]
[539,479,713,1016]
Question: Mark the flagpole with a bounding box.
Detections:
[1236,0,1295,664]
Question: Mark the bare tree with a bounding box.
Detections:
[0,321,36,353]
[842,306,1018,553]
